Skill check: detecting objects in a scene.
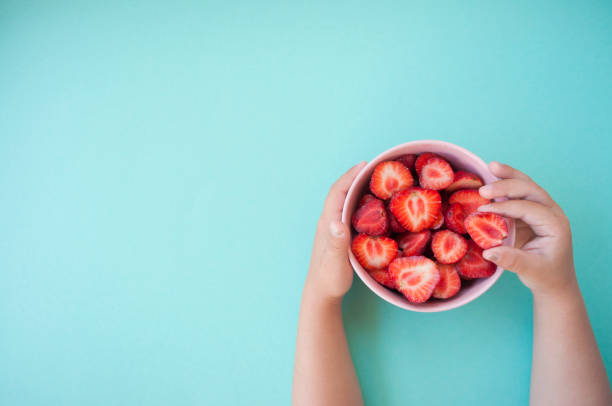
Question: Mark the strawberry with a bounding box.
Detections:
[445,170,484,193]
[431,230,468,264]
[415,152,441,175]
[389,187,441,232]
[456,240,496,278]
[419,156,454,190]
[444,203,467,234]
[368,268,396,289]
[395,154,417,171]
[369,161,414,200]
[465,212,509,249]
[387,205,407,233]
[397,230,431,256]
[351,234,398,271]
[431,210,444,230]
[389,256,440,303]
[358,193,377,208]
[351,198,388,236]
[448,189,491,216]
[432,263,461,299]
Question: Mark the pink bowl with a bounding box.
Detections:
[342,140,515,312]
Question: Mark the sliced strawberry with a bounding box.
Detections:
[389,256,440,303]
[358,193,377,208]
[419,156,454,190]
[432,263,461,299]
[394,154,417,171]
[397,230,431,256]
[445,170,484,192]
[456,240,496,278]
[369,161,414,200]
[368,268,396,289]
[444,203,467,234]
[415,152,441,175]
[387,208,406,233]
[389,187,441,232]
[431,230,468,264]
[351,198,388,236]
[465,212,509,249]
[351,234,398,271]
[448,189,491,216]
[431,210,444,230]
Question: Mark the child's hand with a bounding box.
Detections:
[477,162,576,296]
[306,162,367,301]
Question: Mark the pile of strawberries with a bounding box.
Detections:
[351,152,509,303]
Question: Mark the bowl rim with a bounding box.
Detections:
[341,140,516,312]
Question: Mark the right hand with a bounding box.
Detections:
[477,162,577,296]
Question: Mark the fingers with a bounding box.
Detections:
[479,178,554,207]
[320,221,351,270]
[478,200,560,237]
[323,161,367,219]
[488,161,532,181]
[483,246,539,275]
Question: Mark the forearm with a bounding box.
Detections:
[292,277,363,406]
[530,279,611,406]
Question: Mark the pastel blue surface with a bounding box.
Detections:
[1,1,611,405]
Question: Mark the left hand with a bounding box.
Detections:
[306,162,367,300]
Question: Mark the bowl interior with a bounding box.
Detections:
[341,140,515,312]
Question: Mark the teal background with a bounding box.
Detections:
[1,1,611,405]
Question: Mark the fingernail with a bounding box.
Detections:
[357,161,367,168]
[330,221,344,238]
[478,204,492,212]
[479,185,491,197]
[483,251,498,262]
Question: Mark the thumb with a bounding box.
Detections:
[327,221,351,253]
[482,246,537,275]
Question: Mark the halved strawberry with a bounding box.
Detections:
[445,170,484,193]
[397,230,431,256]
[444,203,467,234]
[387,204,407,233]
[395,154,417,171]
[456,240,496,278]
[351,234,398,271]
[431,210,444,230]
[389,187,441,232]
[415,152,441,175]
[419,156,454,190]
[389,256,440,303]
[432,263,461,299]
[351,198,388,236]
[369,161,414,200]
[358,193,377,208]
[368,268,396,289]
[465,212,509,249]
[431,230,468,264]
[448,189,491,216]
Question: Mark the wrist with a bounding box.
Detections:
[302,277,344,310]
[531,276,581,305]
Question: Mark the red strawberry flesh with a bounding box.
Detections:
[397,230,431,256]
[389,256,440,303]
[448,189,491,216]
[445,170,484,192]
[419,156,454,190]
[456,240,497,279]
[369,161,414,200]
[444,203,467,234]
[415,152,440,175]
[389,187,441,232]
[465,212,509,249]
[351,198,388,236]
[433,263,461,299]
[351,234,398,271]
[431,230,468,264]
